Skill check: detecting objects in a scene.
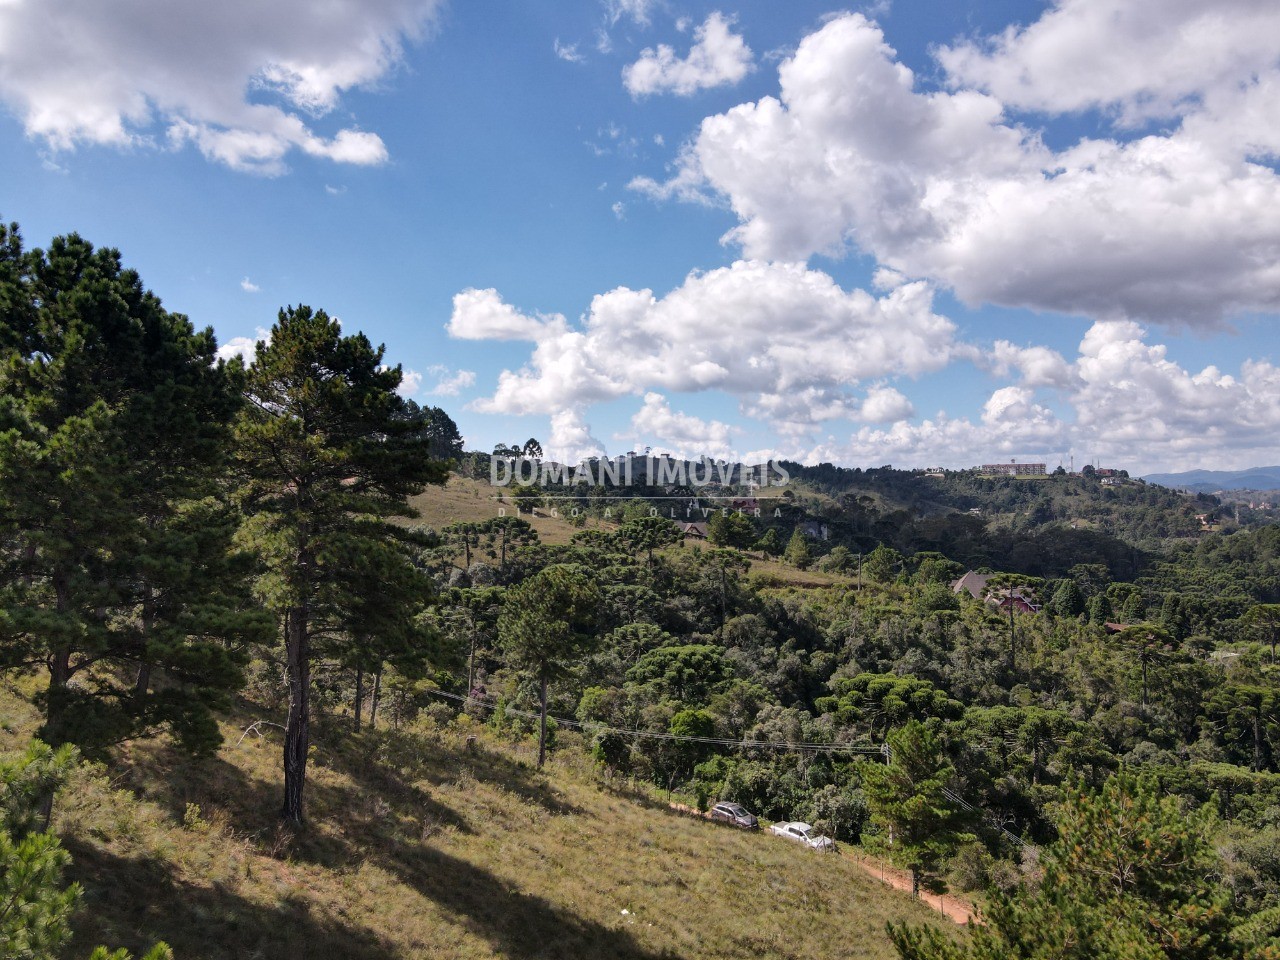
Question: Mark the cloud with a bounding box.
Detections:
[554,39,585,63]
[612,201,626,219]
[450,260,959,433]
[635,11,1280,327]
[606,0,654,27]
[457,270,1280,470]
[215,326,270,363]
[985,341,1073,388]
[447,288,565,341]
[623,392,738,460]
[0,0,443,173]
[548,409,608,464]
[853,385,915,423]
[623,13,754,98]
[240,277,260,293]
[1069,321,1280,468]
[938,0,1280,124]
[397,368,424,398]
[805,320,1280,472]
[425,365,477,396]
[809,386,1067,469]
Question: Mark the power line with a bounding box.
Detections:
[422,687,884,755]
[425,687,1036,849]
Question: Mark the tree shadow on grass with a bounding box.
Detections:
[121,732,476,853]
[323,724,586,818]
[376,841,680,960]
[63,841,400,960]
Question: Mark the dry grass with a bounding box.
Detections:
[407,477,861,592]
[406,475,591,547]
[0,681,958,960]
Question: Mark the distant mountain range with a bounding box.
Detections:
[1143,467,1280,492]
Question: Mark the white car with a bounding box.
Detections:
[769,821,835,851]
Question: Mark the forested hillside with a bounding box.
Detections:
[3,222,1280,959]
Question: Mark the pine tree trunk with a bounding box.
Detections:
[282,605,311,824]
[538,672,549,769]
[134,583,155,701]
[370,664,382,729]
[1254,714,1264,773]
[354,666,364,731]
[44,569,74,748]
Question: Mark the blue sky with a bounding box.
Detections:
[2,0,1279,473]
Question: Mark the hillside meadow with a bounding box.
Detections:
[0,678,957,960]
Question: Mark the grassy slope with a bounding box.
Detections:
[411,475,855,589]
[1,681,955,960]
[406,475,585,546]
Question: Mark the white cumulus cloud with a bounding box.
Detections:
[624,392,738,461]
[938,0,1280,125]
[449,261,960,431]
[548,409,608,464]
[215,326,270,364]
[634,10,1280,327]
[447,288,566,341]
[807,321,1280,472]
[623,13,754,98]
[0,0,443,173]
[397,368,425,398]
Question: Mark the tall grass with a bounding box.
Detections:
[0,680,958,959]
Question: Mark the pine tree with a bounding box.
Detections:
[0,224,253,755]
[1088,592,1114,625]
[0,741,172,960]
[233,305,448,822]
[864,543,904,583]
[1050,579,1086,618]
[754,528,783,557]
[861,720,972,898]
[889,772,1240,960]
[784,528,812,569]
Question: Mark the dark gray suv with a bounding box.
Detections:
[709,801,759,829]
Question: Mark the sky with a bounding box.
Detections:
[2,0,1279,475]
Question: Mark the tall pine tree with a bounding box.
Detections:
[0,224,256,754]
[233,305,447,822]
[889,772,1243,960]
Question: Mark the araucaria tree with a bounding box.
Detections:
[0,224,257,755]
[234,305,447,823]
[498,564,601,768]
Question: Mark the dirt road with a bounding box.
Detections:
[668,803,976,926]
[841,851,976,925]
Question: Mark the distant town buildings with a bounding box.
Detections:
[980,462,1047,476]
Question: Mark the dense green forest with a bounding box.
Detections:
[4,222,1280,959]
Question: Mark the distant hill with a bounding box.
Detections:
[1144,466,1280,492]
